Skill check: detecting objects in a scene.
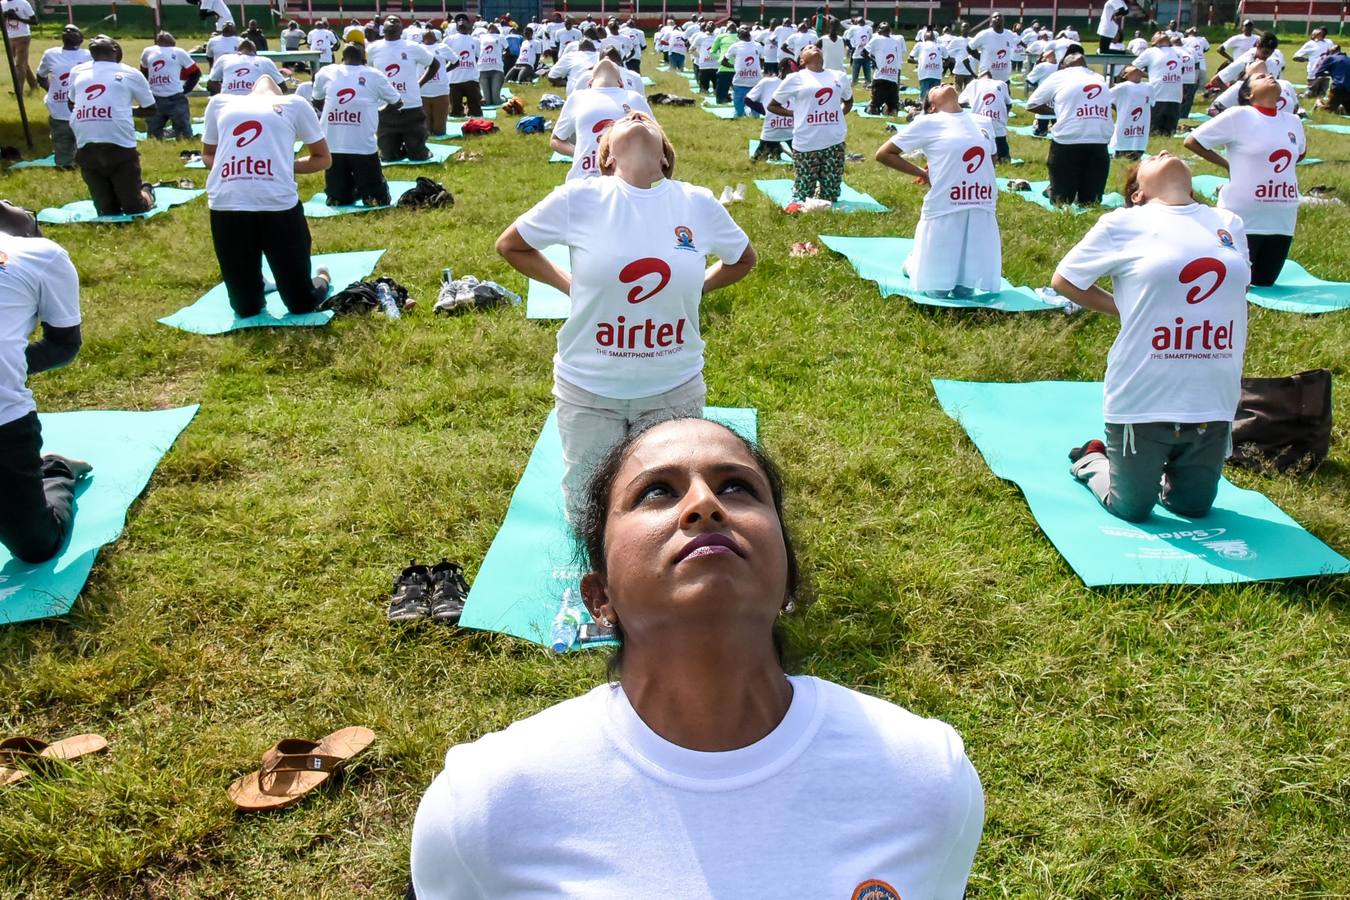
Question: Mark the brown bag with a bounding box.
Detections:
[1229,369,1332,473]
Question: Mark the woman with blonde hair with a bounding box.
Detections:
[496,112,757,518]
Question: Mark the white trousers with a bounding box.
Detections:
[909,208,1003,293]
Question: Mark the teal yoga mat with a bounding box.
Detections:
[820,235,1055,312]
[1248,261,1350,314]
[748,139,792,165]
[997,178,1124,213]
[755,178,889,212]
[549,151,573,163]
[432,122,465,139]
[383,143,460,165]
[933,379,1350,586]
[158,249,384,334]
[10,154,57,169]
[0,406,198,625]
[449,108,497,120]
[459,407,758,648]
[301,180,416,217]
[1309,123,1350,134]
[703,105,738,118]
[36,187,204,224]
[1006,124,1047,137]
[525,244,571,319]
[1192,173,1227,200]
[641,76,655,86]
[135,122,204,140]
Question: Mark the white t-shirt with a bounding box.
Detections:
[140,45,194,98]
[367,39,433,108]
[848,22,873,58]
[1109,80,1153,152]
[970,28,1018,80]
[203,93,323,212]
[891,110,997,218]
[912,40,945,80]
[946,36,973,76]
[514,176,749,399]
[312,63,401,155]
[200,0,233,26]
[1027,66,1112,144]
[690,32,715,69]
[1126,36,1148,55]
[773,24,795,62]
[772,67,851,153]
[554,27,581,49]
[478,34,504,71]
[209,53,283,95]
[550,49,596,92]
[1222,46,1285,81]
[1221,32,1260,59]
[728,40,762,86]
[783,30,816,61]
[868,36,904,82]
[667,28,687,55]
[552,86,652,180]
[1131,45,1184,103]
[1211,77,1300,117]
[749,77,793,141]
[0,235,81,428]
[420,43,454,97]
[36,47,91,119]
[1097,0,1127,39]
[206,34,240,60]
[818,35,847,71]
[1183,34,1210,72]
[67,60,154,149]
[1191,105,1305,236]
[306,27,337,63]
[1056,202,1250,424]
[1176,47,1197,85]
[958,77,1010,137]
[1295,38,1335,78]
[3,0,34,38]
[515,37,537,69]
[411,676,984,900]
[444,33,479,83]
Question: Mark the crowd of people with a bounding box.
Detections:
[2,7,1343,896]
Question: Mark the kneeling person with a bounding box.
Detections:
[313,43,402,207]
[67,36,157,217]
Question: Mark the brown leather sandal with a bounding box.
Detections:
[0,734,109,786]
[227,726,374,812]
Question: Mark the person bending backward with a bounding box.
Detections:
[367,19,438,161]
[958,66,1012,161]
[419,30,453,136]
[139,32,200,140]
[35,26,92,167]
[67,37,157,217]
[770,46,852,205]
[1109,66,1152,159]
[313,43,401,208]
[1185,72,1306,287]
[1052,154,1250,523]
[877,85,1002,299]
[202,75,333,318]
[496,112,756,517]
[551,59,652,181]
[0,201,90,564]
[864,23,905,115]
[410,416,985,898]
[208,40,283,95]
[1027,51,1113,206]
[1130,32,1183,136]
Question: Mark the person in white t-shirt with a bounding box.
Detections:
[1027,53,1112,205]
[1207,59,1301,117]
[497,111,755,513]
[770,46,852,206]
[1170,36,1200,120]
[0,201,90,564]
[1096,0,1129,53]
[946,23,975,90]
[1025,51,1059,135]
[970,14,1018,82]
[478,25,506,106]
[312,43,402,208]
[551,60,653,180]
[444,18,483,117]
[206,22,240,64]
[1218,20,1259,64]
[306,20,338,64]
[772,19,796,74]
[138,32,200,141]
[690,22,717,94]
[3,0,39,92]
[1210,33,1286,92]
[417,29,453,136]
[208,41,283,96]
[1294,28,1335,97]
[910,30,946,104]
[198,0,233,29]
[746,75,793,160]
[863,23,904,115]
[1109,66,1152,157]
[35,26,92,166]
[877,85,1002,298]
[507,24,538,82]
[817,20,848,72]
[67,38,157,217]
[367,19,438,161]
[725,27,763,117]
[846,16,875,85]
[411,416,985,900]
[1185,72,1306,286]
[202,75,333,318]
[1053,153,1250,523]
[1130,32,1183,135]
[1126,31,1148,55]
[959,67,1011,161]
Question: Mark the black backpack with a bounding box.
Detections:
[397,177,454,209]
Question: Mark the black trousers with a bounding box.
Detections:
[994,135,1010,162]
[697,67,716,93]
[1248,233,1293,287]
[449,80,483,118]
[0,412,77,564]
[325,153,389,206]
[626,58,641,72]
[377,106,431,162]
[75,143,149,217]
[868,78,900,114]
[209,204,327,317]
[752,139,790,160]
[1151,100,1181,136]
[715,69,734,104]
[1047,141,1110,206]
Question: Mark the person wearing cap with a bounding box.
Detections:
[67,37,157,217]
[367,17,438,162]
[0,200,90,565]
[36,26,92,167]
[138,31,200,140]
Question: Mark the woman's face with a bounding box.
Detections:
[927,83,959,113]
[1131,150,1190,203]
[1248,70,1281,104]
[605,114,666,168]
[586,419,790,643]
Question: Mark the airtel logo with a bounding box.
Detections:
[152,59,166,72]
[1276,94,1288,110]
[591,117,615,135]
[996,48,1007,58]
[814,87,833,106]
[234,67,251,77]
[1268,148,1293,173]
[962,145,987,173]
[1179,257,1226,304]
[385,63,400,78]
[1131,106,1143,121]
[84,83,106,100]
[459,50,472,62]
[1082,83,1103,100]
[336,87,357,104]
[619,257,671,304]
[232,119,264,148]
[59,72,70,83]
[885,53,895,65]
[1166,59,1178,69]
[981,92,996,106]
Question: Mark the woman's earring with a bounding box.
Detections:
[599,614,612,627]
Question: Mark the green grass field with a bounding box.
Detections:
[1,27,1348,898]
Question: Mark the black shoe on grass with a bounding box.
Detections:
[428,559,470,625]
[388,559,432,622]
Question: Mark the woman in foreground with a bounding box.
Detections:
[410,417,985,899]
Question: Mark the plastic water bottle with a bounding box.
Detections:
[550,588,584,654]
[375,281,401,320]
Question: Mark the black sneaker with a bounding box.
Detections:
[387,559,432,622]
[428,559,470,625]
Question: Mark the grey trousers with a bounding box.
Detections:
[1071,421,1231,523]
[49,118,77,167]
[479,70,505,106]
[148,93,193,140]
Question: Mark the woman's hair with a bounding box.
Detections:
[1236,77,1255,106]
[1122,160,1144,206]
[573,417,807,677]
[596,111,676,180]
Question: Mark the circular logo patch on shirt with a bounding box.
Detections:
[852,879,901,900]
